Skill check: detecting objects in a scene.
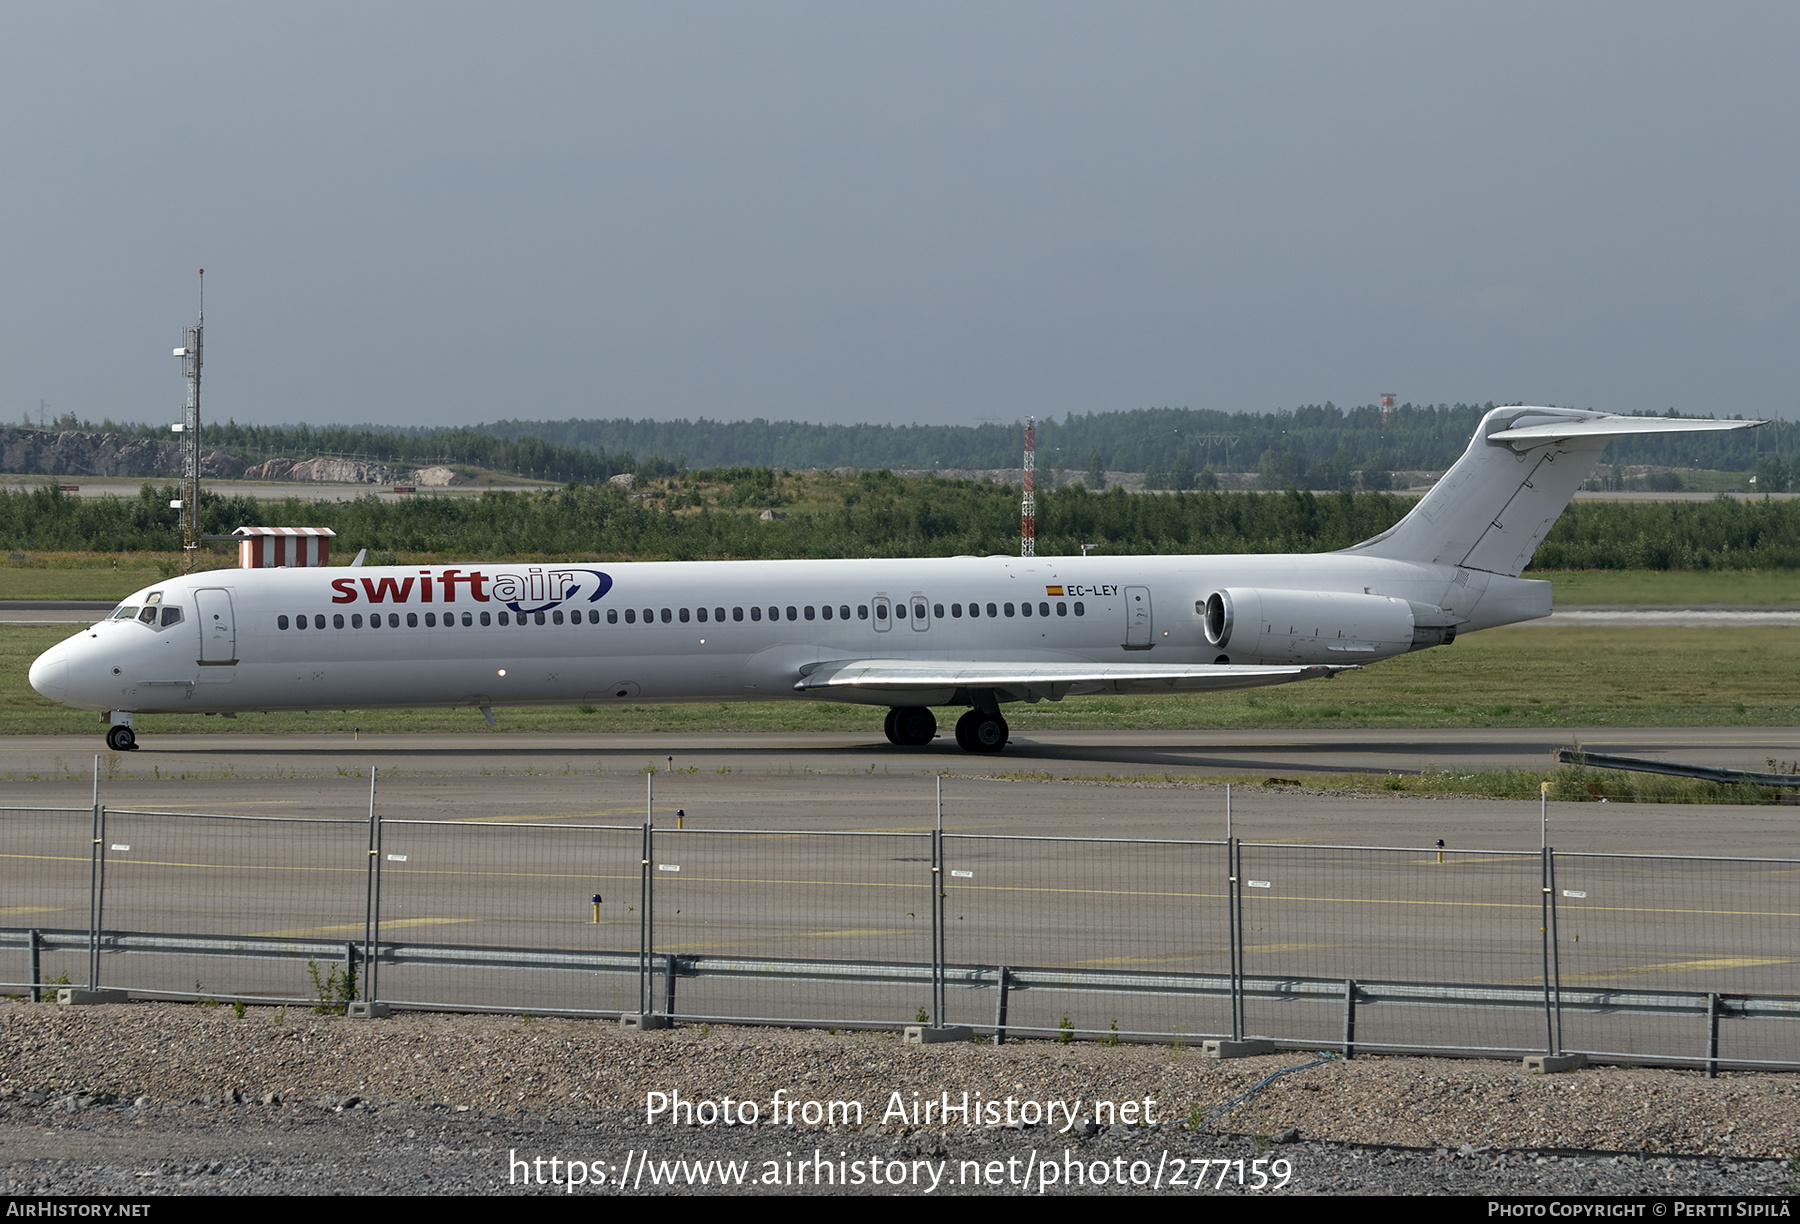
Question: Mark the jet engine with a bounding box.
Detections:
[1198,588,1458,664]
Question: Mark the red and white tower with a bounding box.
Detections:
[1021,416,1036,557]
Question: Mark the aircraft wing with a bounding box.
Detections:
[794,658,1355,700]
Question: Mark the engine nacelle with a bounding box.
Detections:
[1198,588,1457,664]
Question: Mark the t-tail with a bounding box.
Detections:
[1344,407,1763,578]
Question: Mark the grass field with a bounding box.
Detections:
[5,554,1798,605]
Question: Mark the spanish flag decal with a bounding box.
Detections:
[1046,585,1065,596]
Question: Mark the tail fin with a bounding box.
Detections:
[1346,407,1763,577]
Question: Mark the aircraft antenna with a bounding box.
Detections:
[1021,416,1036,557]
[174,271,204,568]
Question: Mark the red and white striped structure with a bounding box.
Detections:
[233,526,336,569]
[1021,416,1036,558]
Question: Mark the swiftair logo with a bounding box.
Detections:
[331,567,613,616]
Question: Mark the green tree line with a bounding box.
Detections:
[6,474,1799,569]
[26,404,1794,484]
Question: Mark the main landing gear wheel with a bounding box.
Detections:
[105,725,137,752]
[954,710,1009,753]
[887,706,937,747]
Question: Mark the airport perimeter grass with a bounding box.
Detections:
[4,556,1799,604]
[5,622,1797,742]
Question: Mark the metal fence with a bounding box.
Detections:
[3,772,1796,1072]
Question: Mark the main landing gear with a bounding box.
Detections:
[105,725,137,752]
[883,706,1010,754]
[883,706,937,747]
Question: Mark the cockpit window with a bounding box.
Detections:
[111,606,140,621]
[137,607,159,625]
[159,606,184,628]
[145,592,163,605]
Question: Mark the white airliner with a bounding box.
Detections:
[29,407,1760,754]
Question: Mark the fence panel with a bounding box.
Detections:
[653,829,934,1027]
[0,808,94,994]
[1237,843,1551,1055]
[1553,852,1800,1068]
[375,820,644,1016]
[93,811,369,1002]
[942,835,1232,1042]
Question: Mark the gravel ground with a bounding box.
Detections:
[1,1001,1794,1196]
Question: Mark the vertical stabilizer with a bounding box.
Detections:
[1345,407,1761,577]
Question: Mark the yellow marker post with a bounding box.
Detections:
[591,893,602,923]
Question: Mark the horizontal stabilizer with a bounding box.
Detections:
[796,658,1353,700]
[1488,416,1762,445]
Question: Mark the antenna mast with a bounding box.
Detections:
[1021,416,1036,557]
[173,271,203,565]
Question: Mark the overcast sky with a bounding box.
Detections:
[3,3,1795,430]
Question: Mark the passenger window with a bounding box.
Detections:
[804,606,815,621]
[160,607,183,628]
[334,614,346,629]
[1040,602,1050,617]
[497,612,509,626]
[715,607,725,622]
[553,610,564,624]
[820,605,832,620]
[768,606,779,621]
[679,608,690,623]
[751,607,761,622]
[733,607,744,621]
[464,612,474,626]
[1074,601,1085,616]
[987,603,998,617]
[660,608,672,624]
[425,613,437,627]
[278,615,289,630]
[787,606,798,621]
[934,604,944,618]
[858,605,869,620]
[350,613,362,628]
[535,612,547,625]
[625,609,636,624]
[406,613,418,628]
[295,613,307,630]
[840,605,850,620]
[607,609,617,624]
[1006,603,1017,617]
[696,607,707,623]
[1056,602,1067,616]
[894,603,906,619]
[589,610,600,624]
[482,611,493,626]
[314,614,326,629]
[388,613,401,628]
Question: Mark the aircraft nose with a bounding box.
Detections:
[29,645,70,702]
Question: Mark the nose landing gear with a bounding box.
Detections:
[105,725,138,752]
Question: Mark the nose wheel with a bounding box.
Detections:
[105,725,137,752]
[954,710,1009,753]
